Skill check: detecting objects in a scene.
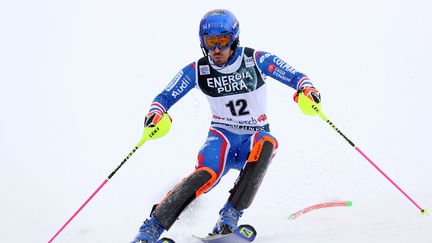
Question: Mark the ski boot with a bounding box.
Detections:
[131,216,165,243]
[212,202,243,235]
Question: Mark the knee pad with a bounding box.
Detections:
[153,167,217,230]
[229,135,277,210]
[248,134,277,162]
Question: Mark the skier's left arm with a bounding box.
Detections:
[254,51,321,104]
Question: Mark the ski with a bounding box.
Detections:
[157,237,175,243]
[193,224,256,243]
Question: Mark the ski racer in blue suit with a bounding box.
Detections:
[132,9,321,243]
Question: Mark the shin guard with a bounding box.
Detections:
[153,167,217,230]
[229,136,276,210]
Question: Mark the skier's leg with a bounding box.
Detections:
[153,166,218,229]
[213,132,278,234]
[132,128,233,242]
[154,127,234,229]
[132,167,217,242]
[229,132,277,209]
[196,127,233,189]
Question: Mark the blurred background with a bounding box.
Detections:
[0,0,431,242]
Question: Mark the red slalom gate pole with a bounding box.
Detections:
[288,200,352,219]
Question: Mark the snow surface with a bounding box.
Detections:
[1,0,431,242]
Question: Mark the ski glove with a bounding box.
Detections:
[293,86,321,104]
[144,110,165,128]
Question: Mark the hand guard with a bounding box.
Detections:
[140,111,172,144]
[293,86,321,104]
[144,110,164,128]
[294,86,322,116]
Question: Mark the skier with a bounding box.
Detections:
[132,9,321,243]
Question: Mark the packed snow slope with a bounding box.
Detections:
[1,0,431,242]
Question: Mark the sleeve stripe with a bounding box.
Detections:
[297,77,312,90]
[150,102,166,113]
[255,51,262,60]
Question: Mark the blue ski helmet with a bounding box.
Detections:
[199,9,240,51]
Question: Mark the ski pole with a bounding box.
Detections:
[48,114,172,243]
[297,93,429,215]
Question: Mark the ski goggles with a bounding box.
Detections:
[203,34,233,51]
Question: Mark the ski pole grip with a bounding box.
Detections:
[297,92,322,116]
[139,113,172,147]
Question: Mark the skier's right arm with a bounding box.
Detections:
[144,63,197,128]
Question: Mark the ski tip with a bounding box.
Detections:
[157,237,175,243]
[236,224,257,242]
[346,201,353,207]
[194,225,257,242]
[421,208,429,216]
[238,224,257,235]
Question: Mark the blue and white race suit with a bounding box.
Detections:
[148,46,315,185]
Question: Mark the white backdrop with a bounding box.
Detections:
[1,0,431,242]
